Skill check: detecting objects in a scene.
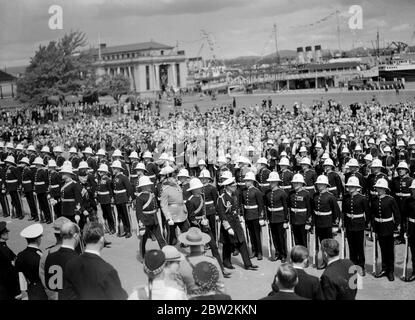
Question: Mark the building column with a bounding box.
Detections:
[286,80,290,90]
[167,64,174,88]
[154,64,160,91]
[117,67,120,74]
[130,66,137,92]
[171,63,177,88]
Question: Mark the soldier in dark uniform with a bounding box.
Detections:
[40,146,52,166]
[177,168,191,205]
[288,174,312,248]
[143,151,159,183]
[345,158,367,195]
[391,161,413,245]
[240,171,265,260]
[83,147,97,174]
[279,157,294,195]
[405,180,415,281]
[383,146,395,178]
[300,157,317,199]
[97,149,112,175]
[265,172,289,262]
[0,159,10,217]
[135,176,166,258]
[360,154,373,179]
[77,161,98,222]
[323,158,343,200]
[96,164,115,234]
[15,224,48,300]
[20,157,38,221]
[60,166,82,223]
[112,149,129,177]
[408,139,415,177]
[185,178,230,277]
[33,157,52,223]
[15,144,25,163]
[216,176,258,271]
[256,158,271,194]
[53,146,66,168]
[128,152,140,188]
[396,141,409,164]
[371,178,400,281]
[199,169,219,242]
[0,222,20,300]
[27,145,38,174]
[5,156,23,219]
[134,162,149,193]
[235,157,250,193]
[312,175,340,244]
[111,160,133,238]
[48,159,62,218]
[69,147,81,175]
[367,159,388,201]
[343,177,370,275]
[225,154,235,175]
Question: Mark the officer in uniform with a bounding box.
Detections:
[323,158,343,200]
[391,161,413,245]
[78,161,98,221]
[128,151,140,188]
[300,157,317,199]
[241,171,265,260]
[279,157,294,195]
[345,158,367,195]
[343,177,370,275]
[160,166,189,245]
[143,151,159,183]
[5,156,23,219]
[185,178,230,278]
[312,175,340,244]
[96,149,112,176]
[96,164,115,234]
[83,147,97,174]
[15,144,25,163]
[216,176,258,271]
[0,221,20,300]
[256,157,271,194]
[133,162,148,193]
[60,165,82,223]
[40,146,52,166]
[405,180,415,282]
[111,160,133,238]
[372,178,400,281]
[215,156,229,187]
[199,169,219,242]
[48,159,62,218]
[396,140,409,163]
[367,159,388,201]
[235,157,250,193]
[112,149,129,177]
[27,145,38,174]
[33,157,52,223]
[135,176,166,258]
[288,174,312,247]
[177,168,191,205]
[15,224,47,300]
[20,157,38,221]
[360,154,373,178]
[69,147,81,175]
[265,172,289,262]
[383,146,395,178]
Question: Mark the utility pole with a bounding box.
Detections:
[376,28,380,58]
[273,23,279,91]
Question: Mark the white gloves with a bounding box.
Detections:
[201,218,209,226]
[228,228,235,236]
[259,219,266,227]
[283,223,289,229]
[83,210,89,216]
[305,224,311,231]
[167,219,174,226]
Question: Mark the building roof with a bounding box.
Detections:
[4,66,27,77]
[91,41,174,56]
[0,70,16,82]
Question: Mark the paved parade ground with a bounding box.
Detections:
[2,212,414,300]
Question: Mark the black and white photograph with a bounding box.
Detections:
[1,0,415,305]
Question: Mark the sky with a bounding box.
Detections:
[1,0,414,67]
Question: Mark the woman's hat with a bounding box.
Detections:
[178,227,211,246]
[192,261,220,291]
[162,245,184,262]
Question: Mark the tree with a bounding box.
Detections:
[97,74,131,103]
[16,30,95,104]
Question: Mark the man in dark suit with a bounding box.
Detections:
[320,239,358,300]
[61,222,127,300]
[291,245,324,300]
[44,221,80,300]
[0,222,20,300]
[260,263,308,300]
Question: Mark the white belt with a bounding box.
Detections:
[22,180,32,184]
[259,183,270,187]
[375,217,393,223]
[205,200,214,205]
[169,203,184,207]
[62,199,75,202]
[237,182,245,186]
[281,185,291,189]
[409,218,415,223]
[114,189,126,194]
[370,191,378,195]
[50,184,59,188]
[291,208,307,213]
[244,205,258,209]
[396,193,410,197]
[315,211,332,216]
[6,179,17,183]
[143,209,157,215]
[305,186,315,190]
[130,175,138,178]
[35,182,45,185]
[268,207,283,212]
[98,191,110,195]
[148,175,156,179]
[346,213,365,219]
[328,187,337,191]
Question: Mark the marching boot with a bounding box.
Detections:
[244,265,259,271]
[223,263,235,270]
[257,253,263,261]
[232,249,239,256]
[387,272,395,282]
[222,270,232,278]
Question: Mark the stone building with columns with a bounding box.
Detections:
[91,41,187,93]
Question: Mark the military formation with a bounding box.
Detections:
[1,124,415,290]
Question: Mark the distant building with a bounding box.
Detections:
[0,70,16,98]
[90,41,187,93]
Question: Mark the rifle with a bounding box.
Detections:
[264,220,272,259]
[215,216,221,247]
[112,203,122,236]
[401,221,410,281]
